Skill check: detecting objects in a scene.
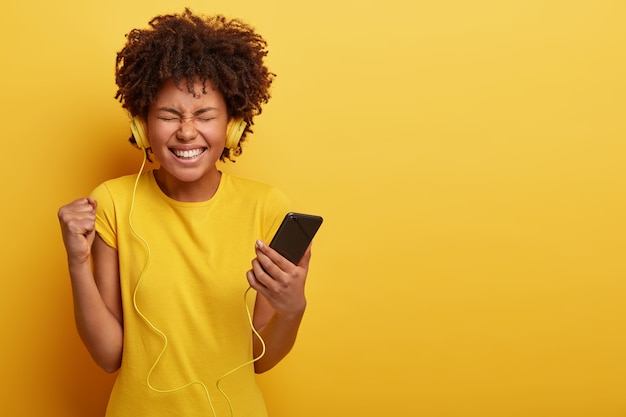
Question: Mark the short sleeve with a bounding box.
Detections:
[90,182,118,249]
[262,186,292,242]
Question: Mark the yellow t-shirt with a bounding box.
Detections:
[91,170,290,417]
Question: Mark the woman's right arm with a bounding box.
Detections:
[58,197,123,373]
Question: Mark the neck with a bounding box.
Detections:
[153,168,222,202]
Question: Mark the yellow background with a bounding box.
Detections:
[1,0,625,416]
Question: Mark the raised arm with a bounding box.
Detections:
[246,240,310,373]
[58,198,123,373]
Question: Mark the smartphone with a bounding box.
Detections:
[269,212,323,264]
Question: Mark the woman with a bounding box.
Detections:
[57,9,311,417]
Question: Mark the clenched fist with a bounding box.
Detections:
[58,197,98,265]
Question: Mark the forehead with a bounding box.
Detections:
[154,78,226,109]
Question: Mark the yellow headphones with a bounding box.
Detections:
[224,118,247,150]
[129,116,150,150]
[129,115,247,150]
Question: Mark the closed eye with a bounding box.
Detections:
[155,106,221,123]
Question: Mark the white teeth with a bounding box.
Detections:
[173,148,204,159]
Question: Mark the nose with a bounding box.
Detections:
[176,118,197,141]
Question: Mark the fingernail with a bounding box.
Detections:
[256,240,264,248]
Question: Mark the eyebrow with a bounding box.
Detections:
[156,107,219,116]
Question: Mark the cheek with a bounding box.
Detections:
[150,146,172,164]
[146,129,174,157]
[199,126,227,146]
[149,129,186,153]
[151,123,179,138]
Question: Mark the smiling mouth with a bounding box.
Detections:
[171,148,206,159]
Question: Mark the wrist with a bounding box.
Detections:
[276,301,306,322]
[67,256,91,274]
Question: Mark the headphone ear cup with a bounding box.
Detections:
[225,118,247,150]
[129,116,150,150]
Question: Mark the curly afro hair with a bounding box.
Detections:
[115,8,275,161]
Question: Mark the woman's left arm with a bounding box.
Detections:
[247,240,311,373]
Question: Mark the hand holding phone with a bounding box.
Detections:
[269,212,323,264]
